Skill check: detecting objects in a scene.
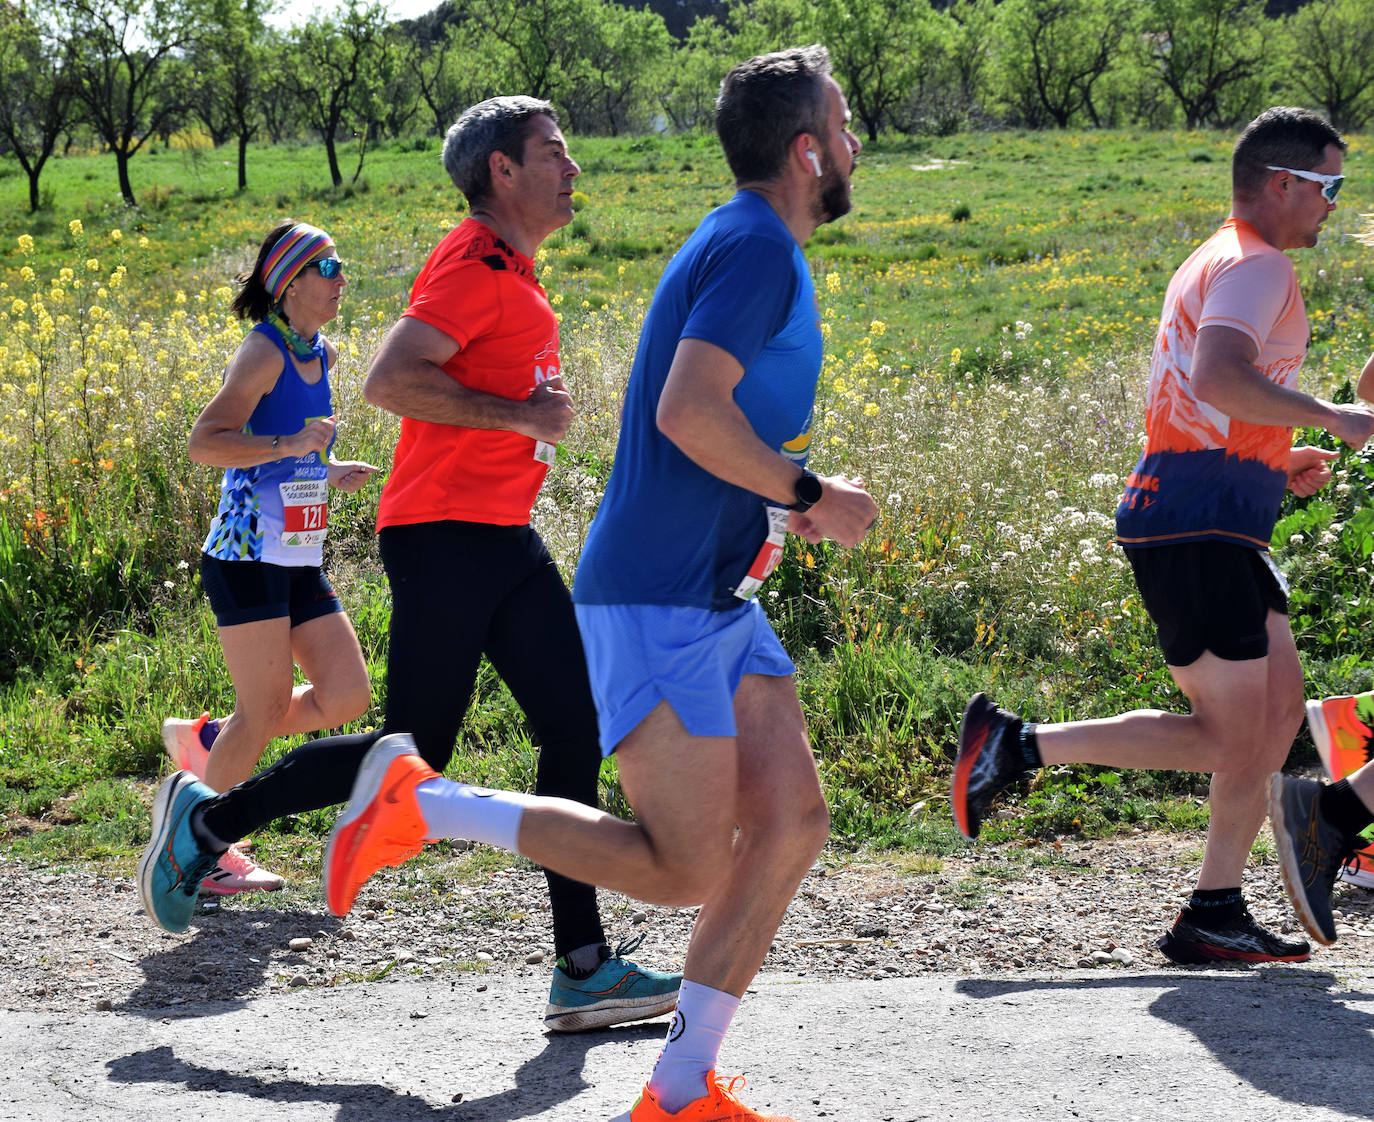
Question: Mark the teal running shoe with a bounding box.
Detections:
[137,771,221,933]
[544,933,681,1032]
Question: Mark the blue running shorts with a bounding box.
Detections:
[574,600,796,756]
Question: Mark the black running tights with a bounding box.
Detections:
[199,520,607,957]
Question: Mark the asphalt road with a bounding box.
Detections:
[3,967,1372,1121]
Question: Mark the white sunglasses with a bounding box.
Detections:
[1266,165,1344,203]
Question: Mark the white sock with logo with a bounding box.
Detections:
[646,980,740,1112]
[413,778,530,853]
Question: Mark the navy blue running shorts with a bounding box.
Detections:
[199,553,342,628]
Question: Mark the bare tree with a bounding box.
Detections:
[65,0,205,207]
[283,0,388,188]
[1281,0,1374,132]
[1144,0,1266,129]
[816,0,935,142]
[994,0,1134,129]
[187,0,276,188]
[464,0,599,104]
[0,2,79,212]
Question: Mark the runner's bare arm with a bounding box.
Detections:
[657,337,876,547]
[1356,350,1374,404]
[189,332,335,466]
[1192,325,1374,448]
[364,317,573,444]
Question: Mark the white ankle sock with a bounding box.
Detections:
[413,778,530,853]
[647,980,740,1112]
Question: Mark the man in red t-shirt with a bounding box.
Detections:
[362,99,681,1028]
[139,97,680,1032]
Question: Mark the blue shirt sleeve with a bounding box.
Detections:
[679,232,800,372]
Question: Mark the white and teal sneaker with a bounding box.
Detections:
[544,934,681,1032]
[137,771,221,933]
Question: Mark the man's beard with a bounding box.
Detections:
[816,152,852,223]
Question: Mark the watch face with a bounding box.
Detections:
[796,471,823,507]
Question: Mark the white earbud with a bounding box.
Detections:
[806,150,823,178]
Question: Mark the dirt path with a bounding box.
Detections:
[4,831,1372,1015]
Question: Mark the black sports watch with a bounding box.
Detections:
[790,468,823,513]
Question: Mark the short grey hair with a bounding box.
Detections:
[443,96,559,205]
[716,45,832,185]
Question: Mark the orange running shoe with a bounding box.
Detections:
[323,733,437,917]
[1305,694,1374,782]
[616,1071,796,1121]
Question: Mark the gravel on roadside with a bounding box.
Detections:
[4,831,1372,1016]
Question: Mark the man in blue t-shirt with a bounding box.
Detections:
[318,46,877,1121]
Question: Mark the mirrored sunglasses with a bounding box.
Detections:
[1266,165,1344,203]
[302,257,345,279]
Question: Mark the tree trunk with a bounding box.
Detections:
[237,133,248,190]
[116,148,136,207]
[325,133,342,187]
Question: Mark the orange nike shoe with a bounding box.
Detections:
[1305,695,1374,781]
[324,733,437,917]
[616,1071,796,1121]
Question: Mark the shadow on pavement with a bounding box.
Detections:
[104,1023,663,1120]
[955,969,1374,1119]
[122,907,345,1017]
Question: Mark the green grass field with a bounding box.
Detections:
[3,127,1373,872]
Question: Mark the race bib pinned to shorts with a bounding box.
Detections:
[533,440,557,466]
[733,504,790,601]
[279,477,329,548]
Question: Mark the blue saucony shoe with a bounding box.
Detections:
[544,933,681,1032]
[138,771,221,933]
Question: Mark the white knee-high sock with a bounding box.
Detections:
[646,979,740,1112]
[414,778,531,853]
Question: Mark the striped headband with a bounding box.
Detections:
[261,223,335,302]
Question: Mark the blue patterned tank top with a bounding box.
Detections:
[202,322,335,567]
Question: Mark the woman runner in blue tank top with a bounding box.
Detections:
[159,221,379,896]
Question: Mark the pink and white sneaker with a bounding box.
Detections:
[200,843,286,896]
[160,713,216,780]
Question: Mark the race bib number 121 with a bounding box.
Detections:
[279,477,329,548]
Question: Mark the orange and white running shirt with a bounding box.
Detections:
[376,219,560,531]
[1116,218,1308,551]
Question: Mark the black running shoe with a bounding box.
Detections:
[952,692,1025,839]
[1268,773,1360,945]
[1156,906,1311,964]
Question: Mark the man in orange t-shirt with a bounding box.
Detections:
[138,96,680,1031]
[953,107,1374,964]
